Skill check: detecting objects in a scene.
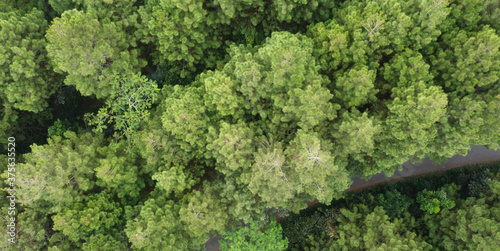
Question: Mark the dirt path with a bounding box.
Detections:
[205,145,500,251]
[345,145,500,193]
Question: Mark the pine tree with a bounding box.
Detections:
[46,9,145,98]
[424,173,500,250]
[331,205,432,250]
[0,9,59,113]
[17,132,104,210]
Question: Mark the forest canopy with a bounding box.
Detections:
[0,0,499,250]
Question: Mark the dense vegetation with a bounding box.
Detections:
[281,162,500,251]
[0,0,498,250]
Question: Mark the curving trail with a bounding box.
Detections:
[346,145,500,193]
[205,145,500,251]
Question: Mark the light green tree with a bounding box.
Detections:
[429,26,500,94]
[16,132,103,210]
[139,0,335,76]
[206,121,255,174]
[95,141,144,198]
[86,73,159,139]
[180,187,229,238]
[375,82,448,173]
[125,195,204,250]
[220,218,288,251]
[161,85,211,154]
[52,191,124,244]
[331,205,433,250]
[332,110,381,169]
[284,130,350,204]
[333,65,378,108]
[46,9,145,98]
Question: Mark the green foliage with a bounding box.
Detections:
[306,19,349,71]
[446,0,483,30]
[48,118,74,138]
[430,26,500,94]
[210,31,339,131]
[4,0,500,249]
[480,0,500,31]
[382,49,433,88]
[247,140,296,208]
[375,82,448,171]
[152,165,196,196]
[424,173,500,250]
[139,0,223,75]
[179,187,229,238]
[0,9,59,112]
[317,0,449,71]
[0,0,54,18]
[82,234,128,251]
[13,205,52,251]
[46,9,145,98]
[331,205,432,250]
[334,65,378,108]
[417,189,455,214]
[96,141,144,198]
[139,0,335,76]
[203,70,245,118]
[52,191,124,244]
[332,110,381,167]
[285,130,350,204]
[213,177,269,225]
[131,113,195,174]
[16,131,103,210]
[220,218,288,251]
[50,0,139,28]
[377,189,413,219]
[0,105,20,152]
[465,170,492,198]
[207,121,255,174]
[86,73,159,139]
[281,209,332,249]
[49,0,79,14]
[125,195,205,250]
[161,85,210,154]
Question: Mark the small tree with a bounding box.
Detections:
[220,218,288,251]
[417,189,455,214]
[86,73,159,139]
[377,189,413,219]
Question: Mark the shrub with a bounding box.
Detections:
[220,218,288,251]
[377,189,413,219]
[417,189,455,214]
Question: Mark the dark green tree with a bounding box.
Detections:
[424,174,500,250]
[417,189,455,215]
[0,9,59,113]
